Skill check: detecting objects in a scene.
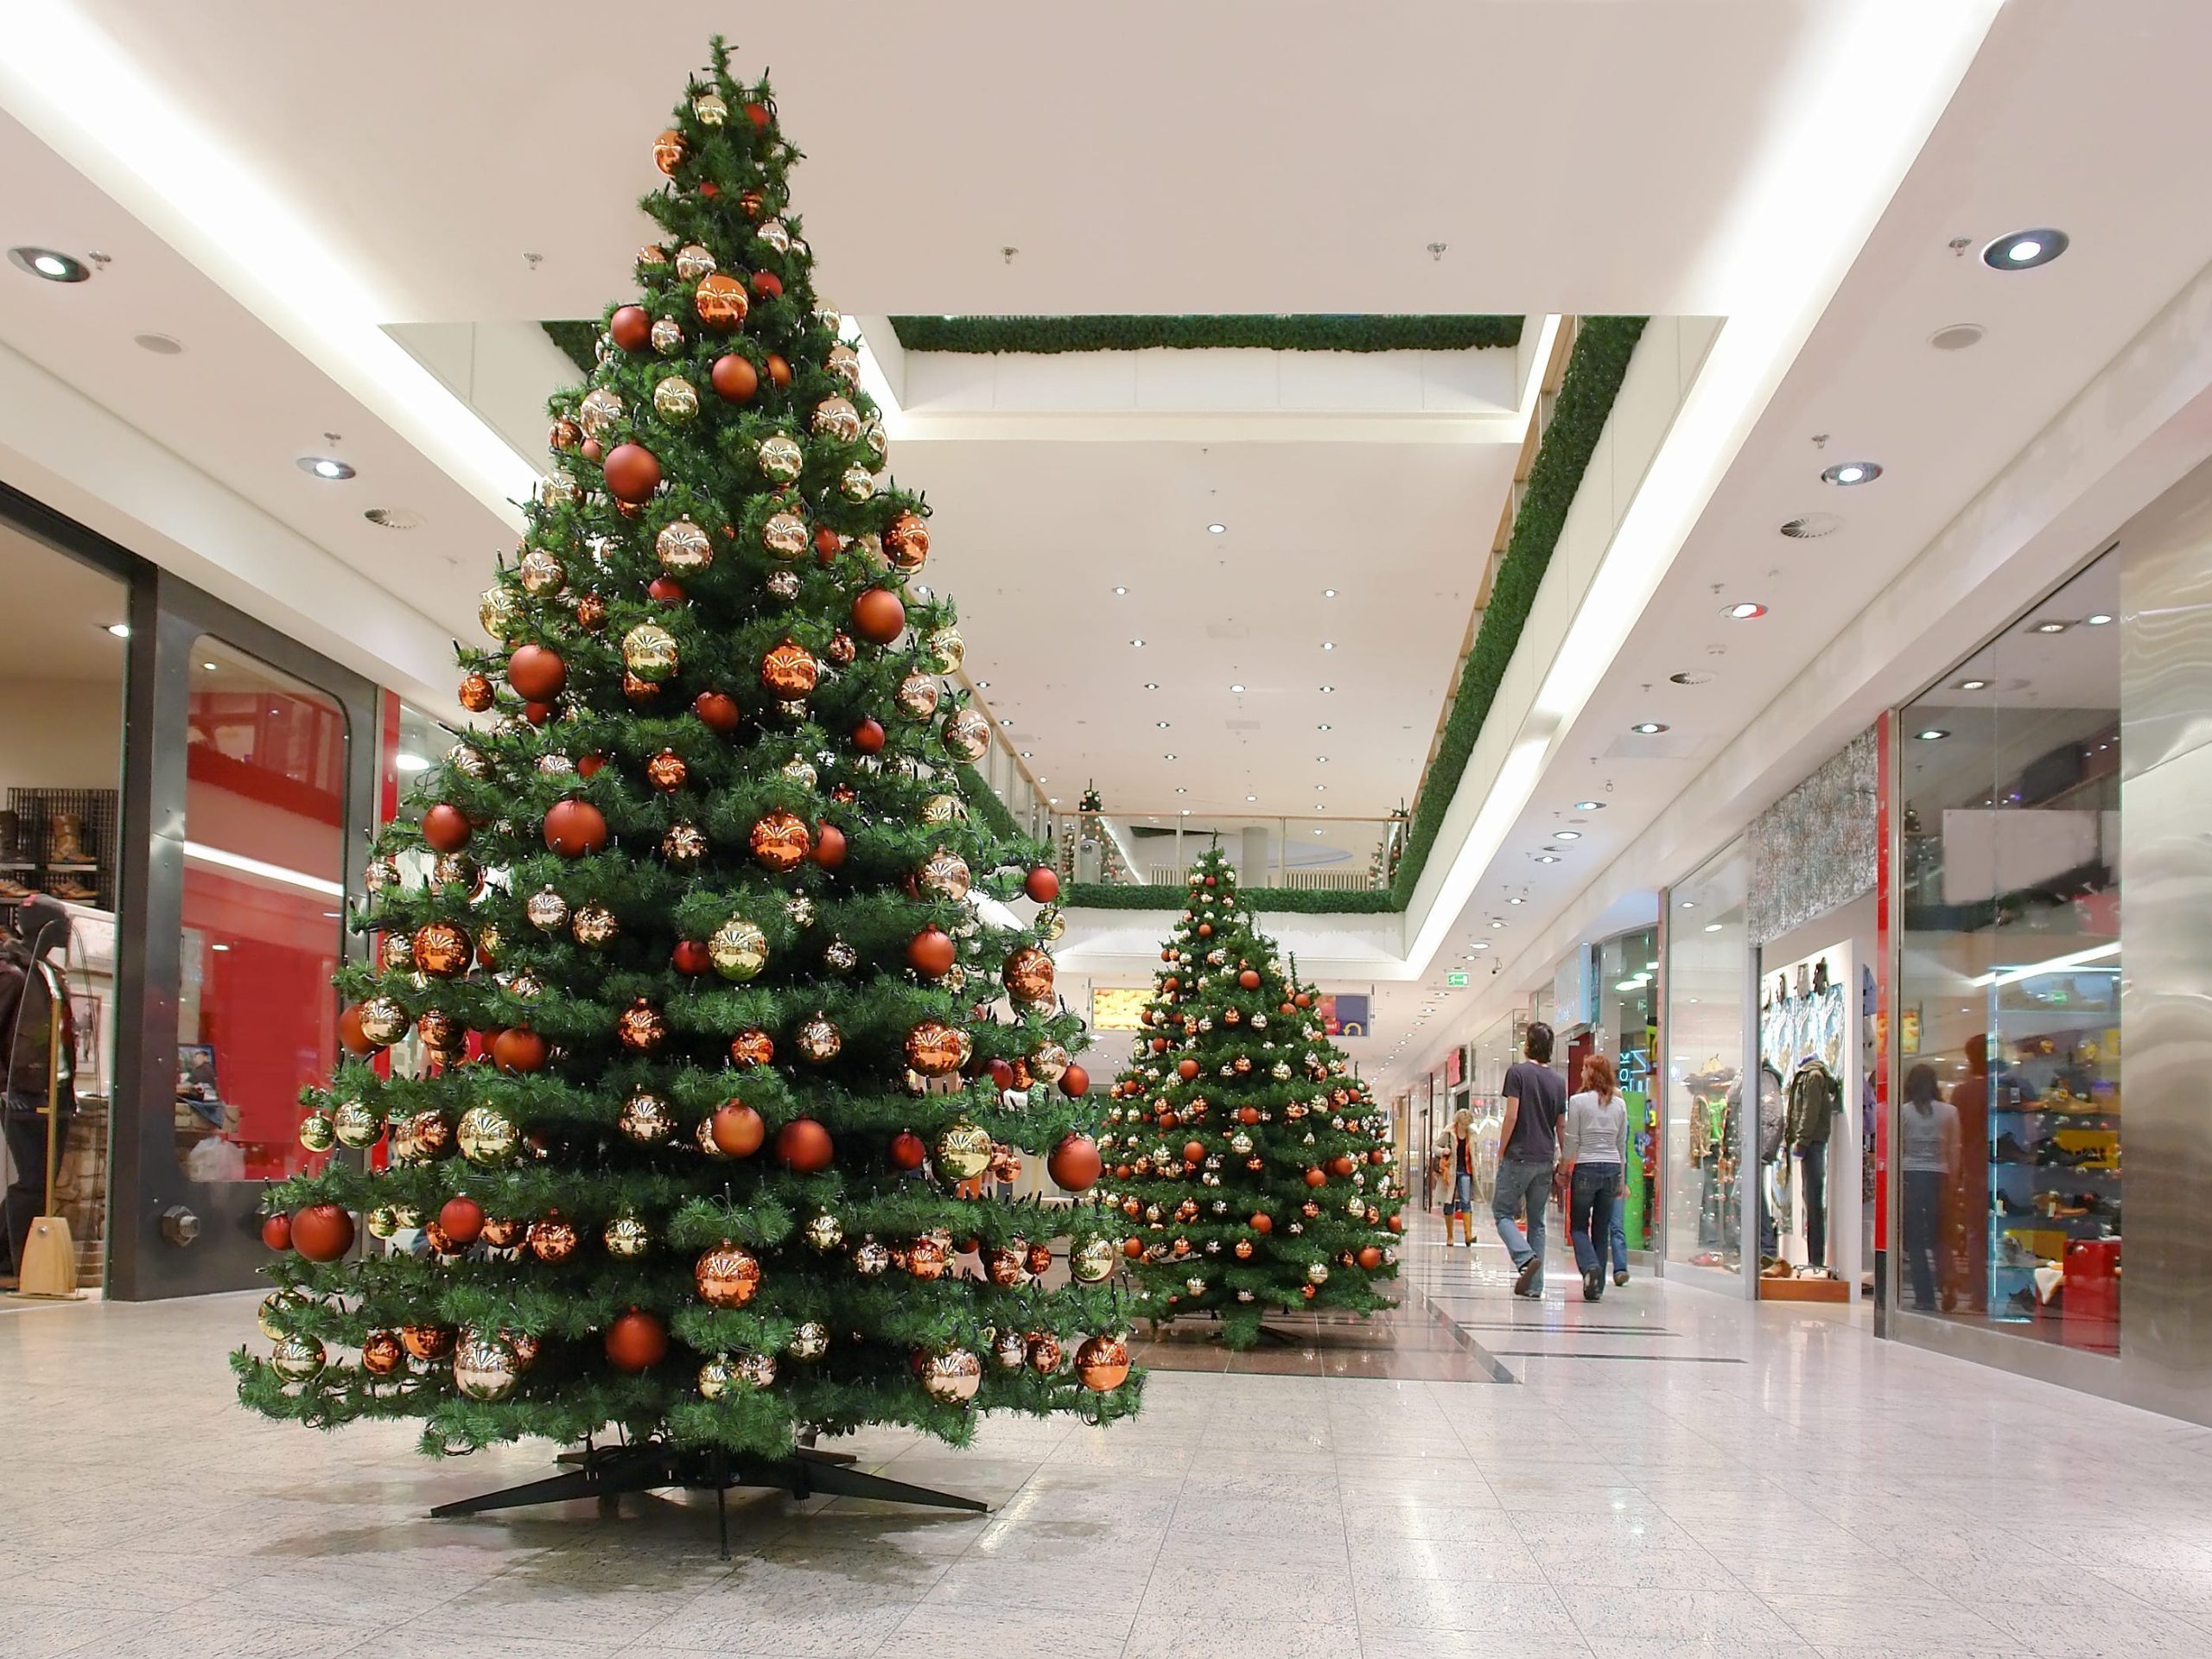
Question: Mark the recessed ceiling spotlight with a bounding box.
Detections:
[1230,683,1245,693]
[1983,228,2068,270]
[1317,723,1331,732]
[1705,922,1724,932]
[1316,755,1328,764]
[976,679,990,689]
[1554,830,1581,841]
[1955,677,1992,690]
[1313,827,1325,836]
[133,332,185,355]
[1490,920,1506,929]
[1142,682,1159,690]
[201,661,218,671]
[1245,794,1256,803]
[1175,786,1187,794]
[1113,585,1128,595]
[1129,638,1146,647]
[1207,523,1226,535]
[1047,796,1058,804]
[1318,684,1334,693]
[298,456,355,480]
[1320,641,1336,651]
[1723,601,1767,620]
[1574,800,1604,811]
[1000,716,1014,728]
[1507,897,1524,906]
[9,246,90,283]
[1180,809,1191,817]
[1669,671,1714,686]
[1154,721,1170,729]
[1821,461,1882,486]
[1322,588,1338,598]
[1680,899,1696,908]
[1929,322,1986,352]
[1470,941,1489,950]
[2085,613,2114,626]
[1019,750,1032,758]
[2031,620,2069,634]
[1915,728,1951,741]
[1163,753,1177,761]
[1314,783,1325,791]
[1313,803,1325,811]
[1535,854,1560,864]
[1630,721,1669,734]
[102,622,130,639]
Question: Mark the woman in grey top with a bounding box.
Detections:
[1560,1052,1629,1302]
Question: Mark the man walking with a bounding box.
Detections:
[1492,1021,1565,1298]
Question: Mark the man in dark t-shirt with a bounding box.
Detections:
[1493,1021,1566,1297]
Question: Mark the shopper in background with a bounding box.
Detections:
[1435,1106,1477,1247]
[1900,1062,1960,1312]
[0,895,74,1278]
[1560,1051,1629,1302]
[1493,1021,1565,1298]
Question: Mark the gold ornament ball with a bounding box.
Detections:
[906,1020,972,1079]
[941,708,990,762]
[256,1289,298,1340]
[479,585,519,644]
[787,1321,829,1361]
[620,1092,676,1144]
[827,343,862,389]
[525,885,569,931]
[652,316,685,354]
[656,518,713,572]
[457,1106,519,1166]
[895,672,941,720]
[454,1331,519,1401]
[804,1211,845,1251]
[693,91,728,124]
[811,396,861,442]
[298,1111,336,1154]
[578,385,623,440]
[653,376,699,423]
[1001,944,1055,1007]
[675,242,717,282]
[332,1099,381,1150]
[695,1242,761,1308]
[604,1216,652,1258]
[358,995,410,1046]
[852,1239,891,1275]
[365,1206,402,1241]
[709,915,769,982]
[796,1014,843,1064]
[933,1119,992,1179]
[518,546,566,595]
[732,1351,778,1389]
[925,626,965,673]
[918,848,971,900]
[761,509,810,561]
[907,1235,950,1280]
[920,793,966,826]
[1071,1236,1116,1283]
[662,823,709,867]
[917,1347,982,1404]
[697,1355,735,1401]
[570,903,620,948]
[757,433,804,482]
[838,465,876,503]
[270,1334,326,1382]
[622,622,680,683]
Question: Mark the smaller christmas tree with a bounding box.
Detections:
[1103,847,1401,1346]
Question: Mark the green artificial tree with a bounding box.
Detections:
[1105,847,1401,1347]
[234,39,1141,1500]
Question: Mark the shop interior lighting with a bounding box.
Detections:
[1129,638,1145,647]
[1982,228,2069,270]
[2085,613,2114,626]
[1631,721,1669,734]
[102,622,130,638]
[297,455,354,480]
[1206,523,1226,534]
[1967,940,2119,988]
[1322,588,1337,598]
[10,245,89,282]
[1680,899,1697,907]
[1142,682,1158,690]
[1112,585,1127,595]
[1723,601,1768,620]
[1821,461,1883,486]
[1705,922,1724,932]
[182,840,345,898]
[1554,830,1581,840]
[1574,800,1605,810]
[393,752,429,772]
[1955,677,1991,690]
[1915,728,1950,741]
[2031,620,2069,634]
[1535,854,1560,863]
[1229,683,1245,693]
[1318,684,1335,693]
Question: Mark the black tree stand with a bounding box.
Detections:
[432,1433,987,1557]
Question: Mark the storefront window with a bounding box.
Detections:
[1665,842,1747,1280]
[1596,925,1658,1253]
[1897,552,2120,1350]
[175,639,348,1182]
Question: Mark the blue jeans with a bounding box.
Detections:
[1570,1163,1622,1277]
[1447,1170,1474,1215]
[1611,1171,1631,1274]
[1492,1156,1554,1269]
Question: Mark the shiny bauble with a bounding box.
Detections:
[447,742,492,781]
[364,1206,401,1241]
[1025,866,1060,905]
[652,376,698,423]
[569,903,619,949]
[1032,1042,1071,1084]
[1306,1261,1331,1286]
[849,587,905,645]
[674,242,717,283]
[616,1000,666,1052]
[924,626,966,674]
[406,919,468,979]
[605,1309,668,1373]
[883,512,931,570]
[761,510,809,561]
[693,690,741,732]
[795,1014,842,1064]
[711,353,760,403]
[652,127,688,174]
[917,1347,982,1404]
[479,585,520,644]
[1001,945,1055,1007]
[787,1321,829,1361]
[839,465,876,503]
[905,1020,971,1078]
[524,885,569,933]
[907,1235,950,1280]
[543,798,609,857]
[517,545,566,596]
[775,1116,834,1173]
[298,1111,336,1154]
[454,1331,520,1401]
[696,1355,736,1401]
[654,517,712,573]
[695,1242,761,1308]
[984,1246,1027,1287]
[692,90,728,124]
[360,1331,404,1376]
[940,708,990,764]
[852,716,886,754]
[730,1351,778,1390]
[693,272,749,331]
[756,432,804,483]
[748,808,810,872]
[331,1098,381,1150]
[729,1028,775,1067]
[400,1323,454,1363]
[578,385,624,441]
[810,822,848,869]
[260,1211,294,1252]
[918,848,971,900]
[620,1091,676,1145]
[431,851,482,896]
[652,315,685,354]
[804,1212,844,1252]
[1075,1334,1131,1392]
[709,915,768,982]
[992,1328,1028,1370]
[1071,1236,1116,1283]
[933,1119,991,1179]
[906,926,956,978]
[826,342,862,389]
[760,639,818,698]
[852,1239,891,1275]
[270,1334,327,1383]
[622,621,679,683]
[710,1103,766,1158]
[292,1203,355,1263]
[528,1215,578,1262]
[645,749,689,791]
[894,672,940,720]
[811,395,862,443]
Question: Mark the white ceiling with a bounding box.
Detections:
[0,522,129,680]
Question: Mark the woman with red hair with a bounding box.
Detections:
[1560,1052,1628,1302]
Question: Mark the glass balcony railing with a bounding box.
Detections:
[1046,810,1408,894]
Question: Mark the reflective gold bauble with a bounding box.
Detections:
[917,1347,982,1404]
[431,851,481,895]
[538,471,579,507]
[990,1328,1028,1370]
[652,128,688,175]
[920,793,966,826]
[675,242,717,282]
[332,1099,381,1150]
[405,1110,452,1162]
[616,1000,666,1052]
[907,1022,973,1082]
[604,1216,651,1258]
[653,376,698,423]
[365,1206,402,1241]
[638,243,670,270]
[575,592,608,631]
[270,1334,326,1382]
[804,1211,844,1251]
[749,808,810,872]
[400,1324,454,1362]
[925,626,965,674]
[448,742,492,780]
[518,546,566,596]
[985,1246,1027,1287]
[620,1091,676,1144]
[525,886,569,931]
[825,632,856,667]
[1039,905,1066,944]
[756,433,804,483]
[480,1215,525,1249]
[661,822,708,867]
[787,1321,829,1361]
[918,848,971,900]
[866,423,890,464]
[796,1014,842,1063]
[766,569,801,601]
[760,639,818,698]
[692,91,728,124]
[731,1351,778,1390]
[1075,1334,1131,1392]
[412,919,472,978]
[622,622,679,683]
[479,587,520,645]
[695,1242,761,1308]
[756,217,791,254]
[779,758,817,790]
[1027,1333,1064,1375]
[884,512,931,570]
[730,1027,775,1067]
[1032,1042,1071,1084]
[694,271,749,330]
[651,316,685,354]
[826,343,861,389]
[527,1215,578,1263]
[570,903,619,948]
[577,385,623,441]
[364,852,400,893]
[761,509,810,561]
[358,995,410,1046]
[454,1330,519,1401]
[822,938,858,974]
[656,517,712,572]
[360,1331,404,1376]
[1306,1261,1331,1285]
[709,916,768,982]
[298,1112,335,1154]
[811,396,861,442]
[895,673,940,720]
[1001,945,1055,1007]
[645,749,689,791]
[940,708,991,765]
[852,1239,891,1275]
[906,1235,950,1281]
[697,1354,735,1400]
[457,1106,518,1166]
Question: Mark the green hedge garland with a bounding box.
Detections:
[887,315,1524,355]
[1064,883,1396,915]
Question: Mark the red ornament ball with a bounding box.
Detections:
[1250,1212,1274,1235]
[1239,969,1261,990]
[849,588,905,645]
[810,822,848,870]
[506,642,566,702]
[1025,866,1059,904]
[693,690,741,733]
[813,525,843,560]
[766,353,791,388]
[260,1212,292,1251]
[888,1131,927,1171]
[337,1002,375,1057]
[609,305,652,353]
[1294,992,1313,1009]
[491,1027,549,1075]
[1177,1058,1199,1081]
[1304,1167,1328,1189]
[647,575,686,605]
[1058,1063,1090,1097]
[605,1308,668,1373]
[710,353,760,404]
[543,798,609,858]
[1357,1245,1384,1271]
[987,1058,1014,1091]
[577,753,607,779]
[851,717,886,755]
[602,442,662,503]
[906,927,956,978]
[1182,1141,1205,1166]
[710,1103,766,1158]
[523,700,554,727]
[1331,1154,1357,1178]
[421,802,472,854]
[291,1203,355,1263]
[750,270,783,300]
[1047,1134,1102,1192]
[437,1196,485,1247]
[775,1116,834,1173]
[742,101,771,130]
[671,938,712,976]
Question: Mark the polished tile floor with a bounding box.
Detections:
[6,1221,2212,1657]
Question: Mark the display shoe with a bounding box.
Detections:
[1512,1255,1542,1297]
[0,875,29,902]
[1613,1269,1630,1287]
[1760,1258,1794,1279]
[1992,1133,2033,1164]
[48,878,96,902]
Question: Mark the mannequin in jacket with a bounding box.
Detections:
[0,896,75,1274]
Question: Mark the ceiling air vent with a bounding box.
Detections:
[1779,512,1841,540]
[363,507,423,531]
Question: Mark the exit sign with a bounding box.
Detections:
[1445,971,1469,988]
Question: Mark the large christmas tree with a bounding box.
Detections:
[234,39,1140,1492]
[1106,847,1401,1347]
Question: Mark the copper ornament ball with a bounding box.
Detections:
[711,1102,766,1157]
[729,1028,775,1067]
[693,271,749,331]
[696,1243,762,1308]
[602,442,662,503]
[760,639,818,699]
[747,808,810,872]
[411,919,472,979]
[506,642,567,702]
[458,672,495,713]
[775,1116,835,1173]
[883,512,931,570]
[616,1000,666,1052]
[849,587,905,645]
[711,353,760,402]
[1001,945,1054,1006]
[652,128,688,175]
[528,1215,579,1263]
[905,1020,970,1078]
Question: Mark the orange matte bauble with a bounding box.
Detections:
[291,1203,355,1263]
[849,588,905,645]
[888,1130,927,1171]
[1239,1106,1261,1126]
[1304,1167,1327,1189]
[1177,1058,1199,1081]
[602,442,662,503]
[1047,1134,1102,1192]
[906,927,956,978]
[1250,1212,1274,1234]
[1025,866,1059,904]
[672,938,712,976]
[750,270,783,300]
[543,798,609,858]
[813,525,843,560]
[421,802,472,854]
[775,1116,835,1173]
[710,1102,766,1158]
[851,717,885,754]
[1331,1155,1356,1178]
[1357,1245,1384,1270]
[1058,1063,1089,1097]
[1386,1213,1405,1233]
[491,1027,549,1075]
[1182,1141,1205,1166]
[693,690,741,733]
[1239,969,1261,990]
[609,305,652,353]
[506,643,567,702]
[260,1213,292,1251]
[438,1196,485,1247]
[604,1308,668,1373]
[766,353,791,388]
[710,353,760,403]
[1294,992,1313,1009]
[338,1002,374,1057]
[810,822,848,869]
